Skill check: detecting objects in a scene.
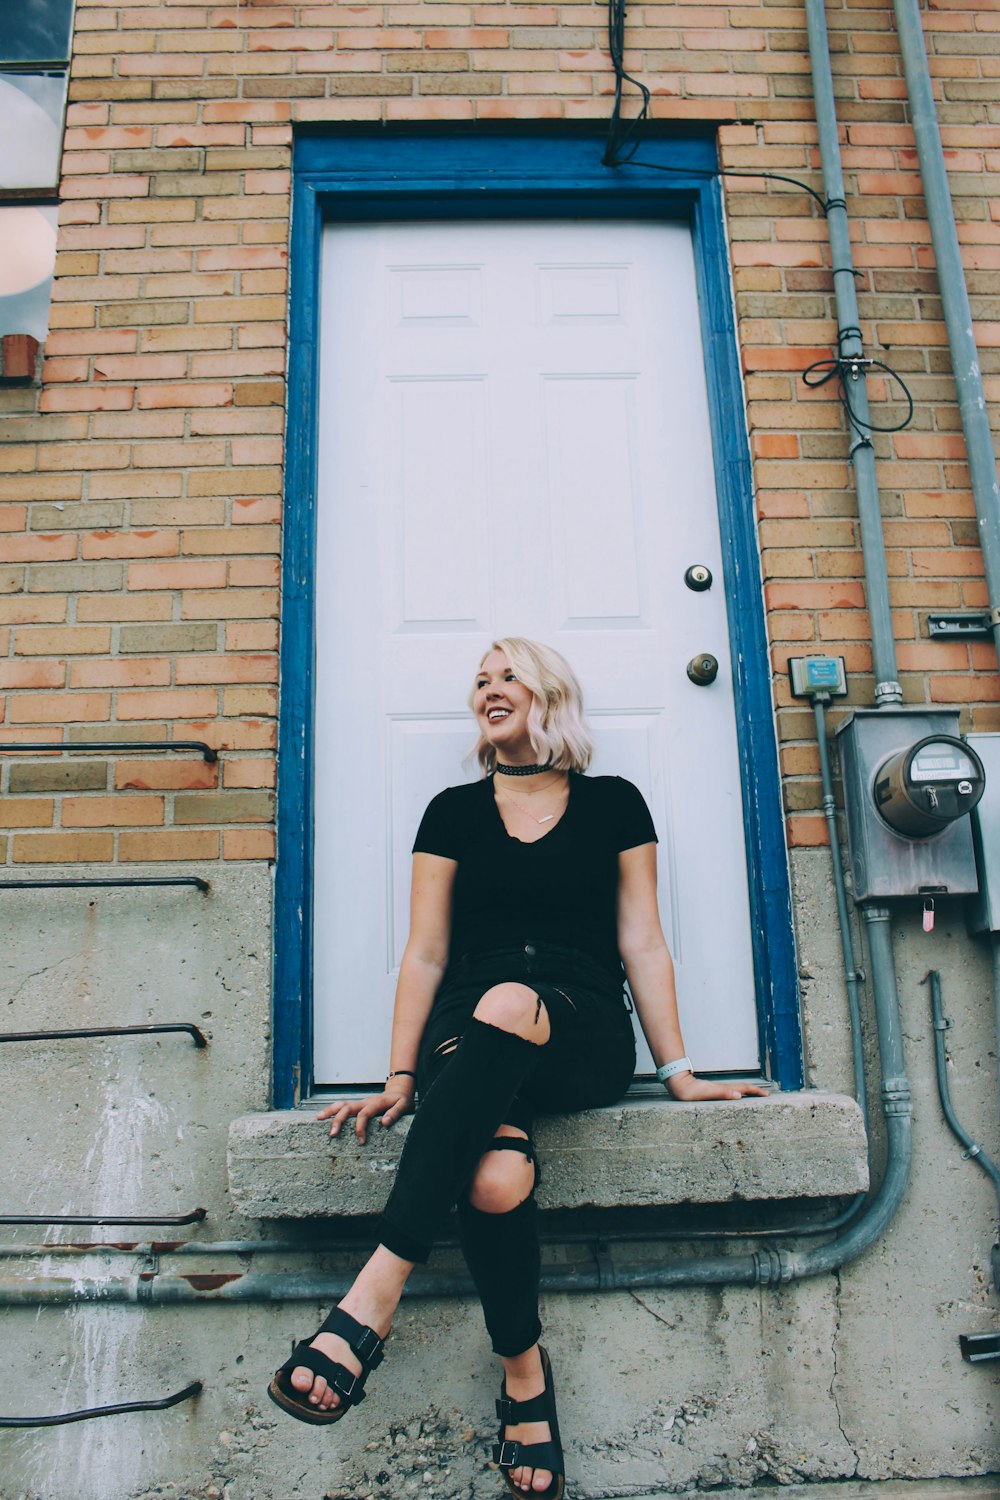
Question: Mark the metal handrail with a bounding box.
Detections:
[0,877,210,892]
[0,1380,202,1428]
[0,1022,209,1048]
[0,739,217,763]
[0,1209,207,1227]
[1,1026,209,1225]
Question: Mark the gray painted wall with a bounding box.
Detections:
[2,852,999,1499]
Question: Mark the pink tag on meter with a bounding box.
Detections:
[922,900,935,933]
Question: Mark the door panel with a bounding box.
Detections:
[313,218,759,1084]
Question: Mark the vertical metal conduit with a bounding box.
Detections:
[786,907,912,1278]
[804,0,902,706]
[891,0,1000,664]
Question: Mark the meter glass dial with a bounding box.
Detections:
[910,745,976,782]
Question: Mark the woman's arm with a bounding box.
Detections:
[387,851,456,1075]
[617,843,768,1101]
[319,851,457,1140]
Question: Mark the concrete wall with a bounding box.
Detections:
[3,850,999,1500]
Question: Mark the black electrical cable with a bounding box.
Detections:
[802,355,916,436]
[600,2,915,437]
[601,0,829,216]
[602,0,650,167]
[620,155,831,217]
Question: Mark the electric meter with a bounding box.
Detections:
[835,708,983,900]
[874,736,985,837]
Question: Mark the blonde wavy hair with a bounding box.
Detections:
[469,637,593,776]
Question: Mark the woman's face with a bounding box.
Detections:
[473,649,535,762]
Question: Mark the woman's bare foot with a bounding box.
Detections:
[289,1247,411,1412]
[501,1344,554,1494]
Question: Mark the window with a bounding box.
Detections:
[0,0,73,347]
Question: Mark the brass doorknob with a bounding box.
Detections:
[686,653,719,686]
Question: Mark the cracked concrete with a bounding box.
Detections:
[829,1269,860,1481]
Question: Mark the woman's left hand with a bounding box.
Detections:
[666,1072,770,1102]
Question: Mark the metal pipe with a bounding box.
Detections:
[814,696,869,1129]
[785,906,912,1278]
[891,0,1000,663]
[0,1202,865,1260]
[804,0,902,705]
[927,969,1000,1216]
[994,935,1000,1123]
[0,1249,788,1307]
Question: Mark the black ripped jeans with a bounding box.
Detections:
[376,944,636,1357]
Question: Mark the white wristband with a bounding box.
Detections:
[655,1056,693,1085]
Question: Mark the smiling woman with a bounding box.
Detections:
[268,635,767,1498]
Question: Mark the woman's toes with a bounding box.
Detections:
[290,1365,315,1394]
[307,1373,328,1406]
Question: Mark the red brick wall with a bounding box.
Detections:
[0,0,997,859]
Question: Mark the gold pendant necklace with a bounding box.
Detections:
[498,776,566,826]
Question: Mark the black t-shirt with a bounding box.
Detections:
[412,773,658,977]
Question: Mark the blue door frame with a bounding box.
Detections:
[274,128,803,1107]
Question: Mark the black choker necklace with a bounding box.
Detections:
[495,761,552,777]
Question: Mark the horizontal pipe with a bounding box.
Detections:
[0,1202,864,1259]
[0,1256,768,1308]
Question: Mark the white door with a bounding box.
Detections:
[313,219,759,1086]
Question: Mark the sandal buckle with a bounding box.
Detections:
[495,1440,520,1468]
[354,1326,383,1367]
[495,1397,516,1422]
[332,1368,360,1399]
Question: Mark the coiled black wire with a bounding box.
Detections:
[802,351,916,437]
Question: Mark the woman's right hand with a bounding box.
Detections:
[316,1078,416,1144]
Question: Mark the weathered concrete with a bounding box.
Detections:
[2,853,1000,1500]
[227,1091,869,1218]
[0,866,271,1235]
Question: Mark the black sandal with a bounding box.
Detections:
[493,1344,565,1500]
[267,1307,385,1426]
